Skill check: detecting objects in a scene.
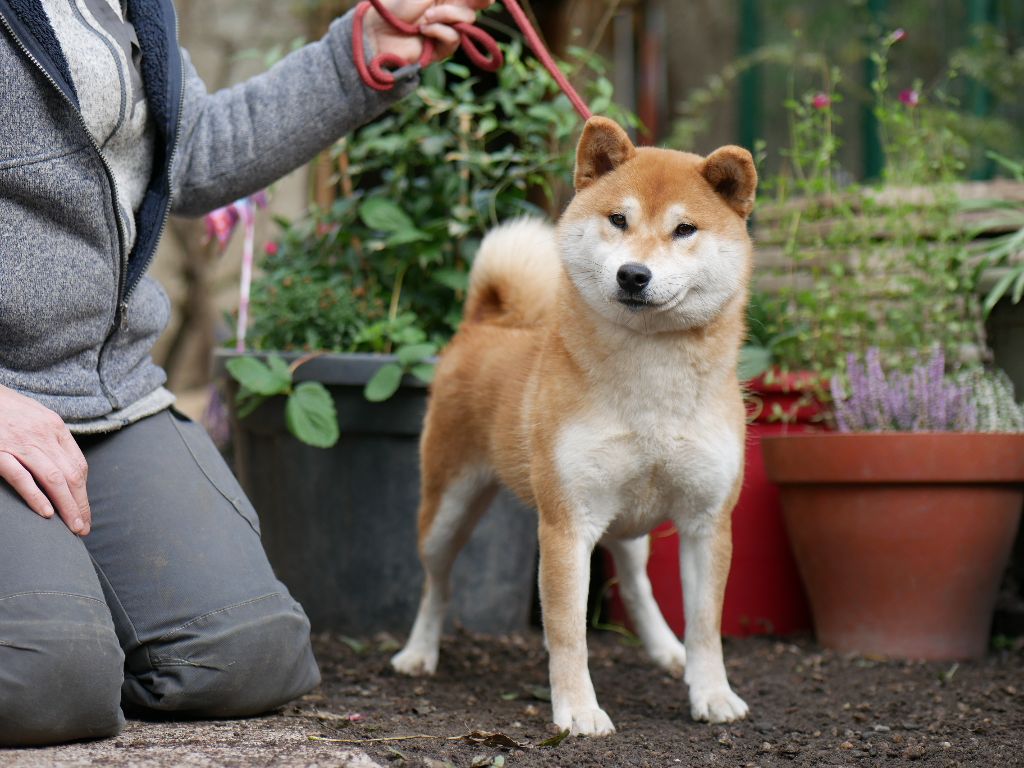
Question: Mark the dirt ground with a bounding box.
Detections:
[6,630,1023,768]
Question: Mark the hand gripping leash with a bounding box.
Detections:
[351,0,592,121]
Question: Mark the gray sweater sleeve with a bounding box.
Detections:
[170,9,418,216]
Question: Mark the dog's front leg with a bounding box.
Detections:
[679,516,749,723]
[538,518,614,736]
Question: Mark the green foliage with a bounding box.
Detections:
[225,355,339,448]
[955,367,1024,432]
[966,153,1024,315]
[246,42,636,358]
[754,33,989,379]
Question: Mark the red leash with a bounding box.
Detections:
[351,0,592,121]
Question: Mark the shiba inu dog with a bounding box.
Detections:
[391,116,756,735]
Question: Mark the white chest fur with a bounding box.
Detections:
[552,340,742,542]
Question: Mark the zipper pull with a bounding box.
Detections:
[119,300,129,331]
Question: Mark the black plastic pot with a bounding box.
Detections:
[214,350,537,634]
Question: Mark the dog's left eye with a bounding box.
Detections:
[674,223,697,239]
[609,213,628,230]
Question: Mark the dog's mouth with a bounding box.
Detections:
[617,296,650,311]
[615,291,685,312]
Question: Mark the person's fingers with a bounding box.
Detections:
[56,431,91,531]
[0,451,54,519]
[420,22,461,60]
[19,446,87,535]
[423,4,476,25]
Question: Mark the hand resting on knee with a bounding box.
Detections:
[0,385,91,536]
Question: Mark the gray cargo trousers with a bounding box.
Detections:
[0,408,320,746]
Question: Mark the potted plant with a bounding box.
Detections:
[723,27,1024,656]
[215,42,636,634]
[763,348,1024,660]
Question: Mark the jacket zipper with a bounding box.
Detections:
[121,1,184,317]
[0,10,129,328]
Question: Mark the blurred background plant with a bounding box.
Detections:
[748,28,994,383]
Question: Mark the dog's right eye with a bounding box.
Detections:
[609,213,628,230]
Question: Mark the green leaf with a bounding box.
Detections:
[358,197,416,233]
[385,229,431,246]
[538,729,569,748]
[226,356,291,396]
[285,381,339,448]
[235,387,266,419]
[410,363,435,384]
[364,363,403,402]
[267,354,292,381]
[432,268,470,292]
[738,345,773,381]
[984,269,1018,315]
[339,635,368,654]
[530,685,552,702]
[397,343,437,367]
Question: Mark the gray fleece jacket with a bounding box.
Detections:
[0,0,417,426]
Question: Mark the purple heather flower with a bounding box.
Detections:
[833,347,976,432]
[889,28,908,44]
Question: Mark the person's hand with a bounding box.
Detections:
[0,385,91,536]
[365,0,495,66]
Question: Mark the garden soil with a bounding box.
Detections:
[5,630,1022,767]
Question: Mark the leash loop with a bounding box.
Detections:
[352,0,591,121]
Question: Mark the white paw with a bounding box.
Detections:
[554,706,616,737]
[649,641,687,678]
[390,646,438,676]
[689,686,749,723]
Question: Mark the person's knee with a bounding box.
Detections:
[0,602,124,746]
[123,593,320,717]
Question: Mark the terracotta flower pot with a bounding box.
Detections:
[762,432,1024,660]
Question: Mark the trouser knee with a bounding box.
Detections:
[123,593,320,717]
[0,597,124,746]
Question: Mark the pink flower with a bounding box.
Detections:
[264,241,279,256]
[899,88,919,107]
[204,204,240,249]
[889,28,907,43]
[203,191,268,250]
[812,92,831,110]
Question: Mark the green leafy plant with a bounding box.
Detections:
[755,32,988,380]
[965,153,1024,314]
[225,355,339,448]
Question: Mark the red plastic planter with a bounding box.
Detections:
[605,371,821,637]
[763,432,1024,660]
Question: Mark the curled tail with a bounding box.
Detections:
[463,218,561,327]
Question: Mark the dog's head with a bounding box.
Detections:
[558,117,756,333]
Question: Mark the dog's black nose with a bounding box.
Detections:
[617,263,652,293]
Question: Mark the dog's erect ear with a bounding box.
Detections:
[701,146,757,219]
[574,116,636,191]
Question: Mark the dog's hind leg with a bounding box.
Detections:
[391,465,497,676]
[603,535,687,677]
[679,511,749,723]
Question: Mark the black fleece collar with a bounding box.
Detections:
[0,0,79,105]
